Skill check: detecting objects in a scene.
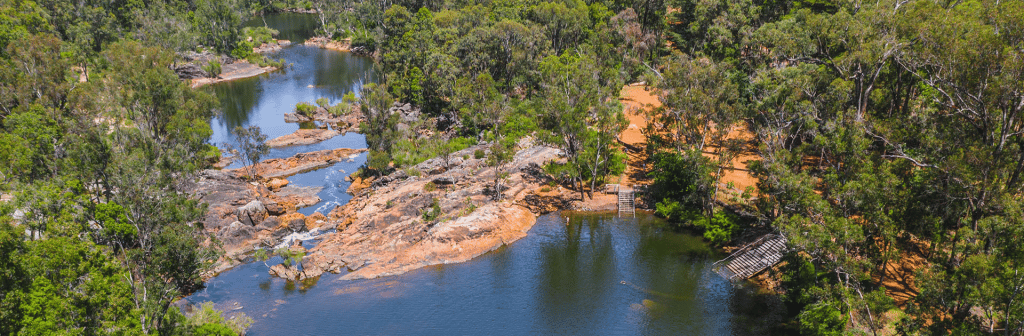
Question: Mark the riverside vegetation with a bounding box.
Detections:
[1,0,1023,335]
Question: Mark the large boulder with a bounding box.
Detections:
[267,178,289,191]
[174,63,208,79]
[280,213,307,232]
[219,221,255,248]
[264,201,286,215]
[283,113,312,123]
[258,215,281,231]
[235,200,268,226]
[269,263,300,280]
[305,212,328,230]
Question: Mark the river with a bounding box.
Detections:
[190,13,781,335]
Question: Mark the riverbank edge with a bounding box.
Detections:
[187,39,292,88]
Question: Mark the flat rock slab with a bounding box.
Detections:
[233,148,367,180]
[266,128,340,147]
[306,203,536,280]
[299,145,568,281]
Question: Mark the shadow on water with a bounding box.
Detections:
[247,13,320,43]
[189,212,783,335]
[192,13,782,335]
[204,13,374,214]
[206,13,376,160]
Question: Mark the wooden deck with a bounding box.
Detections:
[712,234,787,282]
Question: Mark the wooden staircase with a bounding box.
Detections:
[618,188,634,216]
[712,234,787,282]
[605,184,636,216]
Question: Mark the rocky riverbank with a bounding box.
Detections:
[304,36,373,56]
[266,128,340,147]
[176,40,291,88]
[288,145,578,281]
[193,147,366,274]
[283,104,362,133]
[195,143,612,280]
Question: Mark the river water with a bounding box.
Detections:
[191,13,781,335]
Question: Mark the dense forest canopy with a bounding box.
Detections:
[0,0,265,334]
[0,0,1022,334]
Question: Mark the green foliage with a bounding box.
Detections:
[230,125,270,181]
[242,26,279,45]
[422,198,442,222]
[474,149,486,160]
[650,151,715,212]
[274,247,305,267]
[295,102,317,116]
[423,181,437,192]
[654,202,740,245]
[95,202,137,245]
[187,301,253,336]
[360,83,399,176]
[315,97,329,108]
[16,238,141,334]
[394,136,476,168]
[231,40,254,59]
[779,253,820,314]
[798,302,847,336]
[203,144,222,164]
[204,60,223,76]
[0,1,255,334]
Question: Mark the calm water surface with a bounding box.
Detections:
[206,13,374,212]
[190,213,782,335]
[194,13,781,335]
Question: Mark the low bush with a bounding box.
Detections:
[654,200,741,245]
[295,102,316,116]
[203,60,222,77]
[422,198,442,222]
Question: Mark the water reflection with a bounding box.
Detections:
[189,213,783,335]
[206,13,376,162]
[247,13,321,43]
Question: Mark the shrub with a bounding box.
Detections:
[202,60,222,77]
[231,40,254,59]
[187,301,254,335]
[327,104,346,116]
[243,26,279,45]
[422,198,442,222]
[540,186,551,192]
[274,247,305,267]
[798,302,847,336]
[295,102,316,117]
[654,200,740,245]
[405,168,421,177]
[473,149,485,159]
[692,211,740,245]
[351,34,377,53]
[316,97,329,108]
[650,151,715,210]
[202,144,221,163]
[423,181,437,192]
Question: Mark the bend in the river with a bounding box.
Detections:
[190,13,781,335]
